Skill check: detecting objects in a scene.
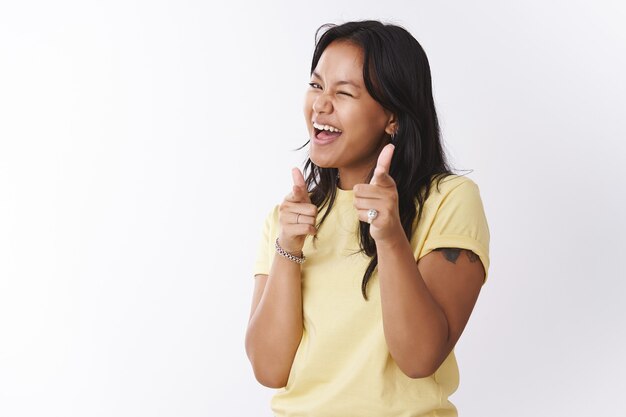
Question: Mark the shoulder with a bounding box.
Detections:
[429,174,480,199]
[414,174,482,213]
[419,174,490,270]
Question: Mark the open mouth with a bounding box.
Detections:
[314,127,342,141]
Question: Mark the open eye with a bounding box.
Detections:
[308,82,322,89]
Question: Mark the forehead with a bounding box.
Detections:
[314,41,364,81]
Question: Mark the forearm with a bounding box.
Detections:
[245,254,303,387]
[376,228,449,378]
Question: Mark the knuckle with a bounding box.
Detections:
[305,203,317,216]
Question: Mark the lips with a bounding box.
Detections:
[314,128,342,143]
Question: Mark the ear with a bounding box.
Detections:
[384,112,398,136]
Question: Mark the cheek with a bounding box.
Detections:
[345,110,378,139]
[351,104,387,134]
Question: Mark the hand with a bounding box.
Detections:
[277,167,318,254]
[353,144,403,243]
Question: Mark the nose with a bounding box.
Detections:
[312,92,332,114]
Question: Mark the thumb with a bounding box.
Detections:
[370,144,395,186]
[291,167,311,203]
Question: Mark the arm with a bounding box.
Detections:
[376,232,484,378]
[354,144,486,378]
[245,255,304,388]
[245,168,317,388]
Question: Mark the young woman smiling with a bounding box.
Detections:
[246,20,491,417]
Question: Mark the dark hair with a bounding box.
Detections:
[299,20,459,300]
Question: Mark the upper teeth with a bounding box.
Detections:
[313,122,342,133]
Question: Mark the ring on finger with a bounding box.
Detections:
[367,208,378,224]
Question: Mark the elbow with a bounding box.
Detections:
[396,356,443,379]
[245,327,298,388]
[253,369,288,389]
[248,355,288,388]
[390,337,449,379]
[245,342,289,388]
[403,365,438,379]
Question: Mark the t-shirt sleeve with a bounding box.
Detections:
[252,204,280,277]
[418,178,491,284]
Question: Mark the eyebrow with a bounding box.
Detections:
[312,71,361,89]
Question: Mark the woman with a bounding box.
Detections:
[245,20,490,417]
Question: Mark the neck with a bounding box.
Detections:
[337,167,373,190]
[336,141,390,190]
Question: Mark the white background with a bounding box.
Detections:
[1,1,625,416]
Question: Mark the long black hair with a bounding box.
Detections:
[299,20,458,300]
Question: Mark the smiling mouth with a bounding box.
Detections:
[314,127,343,141]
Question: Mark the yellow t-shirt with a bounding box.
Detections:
[252,174,490,417]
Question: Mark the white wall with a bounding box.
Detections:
[1,1,624,416]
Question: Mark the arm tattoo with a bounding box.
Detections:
[433,247,480,264]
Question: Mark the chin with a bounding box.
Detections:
[309,152,337,169]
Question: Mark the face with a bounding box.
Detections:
[303,40,395,173]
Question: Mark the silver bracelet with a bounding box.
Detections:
[275,237,306,264]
